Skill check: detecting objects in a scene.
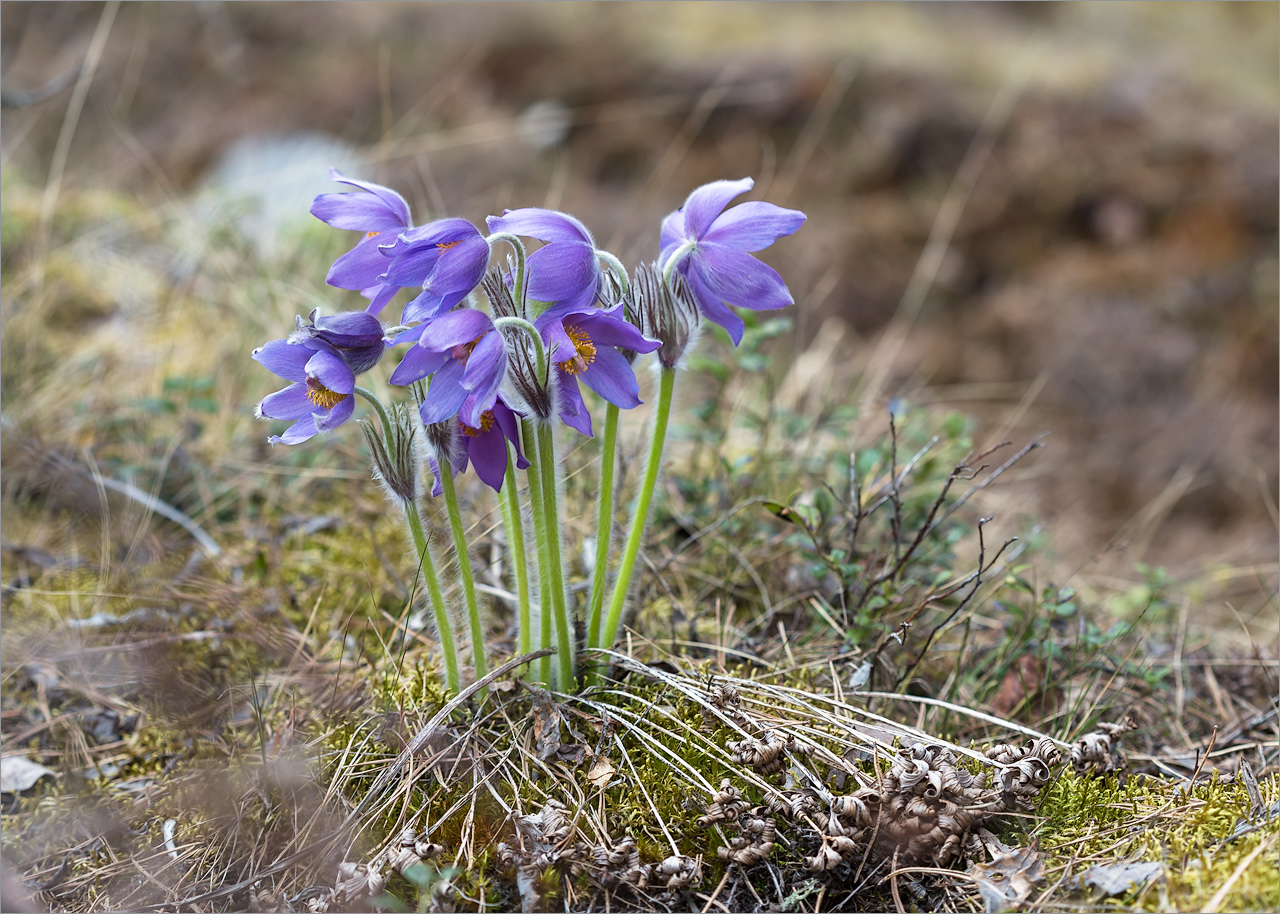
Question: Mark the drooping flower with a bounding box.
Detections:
[457,398,530,493]
[536,302,660,436]
[310,170,414,315]
[388,308,505,429]
[658,177,806,345]
[421,399,529,495]
[377,218,490,324]
[290,308,387,375]
[252,338,357,445]
[485,209,600,315]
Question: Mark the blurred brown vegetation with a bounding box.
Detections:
[3,0,1276,626]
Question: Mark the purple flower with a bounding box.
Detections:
[252,338,357,445]
[388,309,505,429]
[455,399,530,493]
[658,177,806,345]
[310,170,413,315]
[486,209,600,313]
[377,218,490,324]
[537,302,660,436]
[290,308,387,375]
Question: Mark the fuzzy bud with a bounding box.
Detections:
[360,405,423,504]
[623,261,699,369]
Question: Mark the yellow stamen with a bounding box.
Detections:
[451,337,482,364]
[364,230,381,240]
[306,377,347,410]
[436,240,462,253]
[555,324,596,377]
[461,411,497,437]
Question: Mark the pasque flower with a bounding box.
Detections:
[377,218,490,323]
[658,177,806,345]
[428,398,529,494]
[310,170,414,315]
[290,308,387,375]
[252,337,358,445]
[536,302,660,436]
[389,308,505,429]
[486,209,600,314]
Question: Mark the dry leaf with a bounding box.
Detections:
[1,756,57,794]
[586,757,616,789]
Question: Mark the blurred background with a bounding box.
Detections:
[3,0,1276,633]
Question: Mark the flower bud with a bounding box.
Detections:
[623,261,699,369]
[359,404,423,504]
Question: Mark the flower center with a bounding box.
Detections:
[450,336,482,364]
[436,240,462,253]
[364,230,380,240]
[461,411,496,437]
[555,324,596,376]
[305,377,347,410]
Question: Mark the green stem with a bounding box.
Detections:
[438,464,489,687]
[355,385,394,438]
[403,499,460,694]
[601,366,677,652]
[486,232,529,310]
[586,402,620,650]
[535,420,574,692]
[521,418,554,688]
[500,449,532,657]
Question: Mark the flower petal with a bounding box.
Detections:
[418,360,469,424]
[326,235,394,290]
[311,193,407,232]
[416,309,495,352]
[270,415,320,445]
[555,374,593,436]
[314,393,355,432]
[252,339,312,381]
[493,401,530,470]
[692,243,794,311]
[313,169,412,229]
[421,235,489,296]
[703,201,806,252]
[686,264,745,345]
[465,426,509,491]
[486,208,593,245]
[580,345,642,409]
[304,349,355,395]
[525,241,598,303]
[259,383,314,420]
[577,308,660,352]
[659,208,687,252]
[388,343,447,386]
[681,177,754,239]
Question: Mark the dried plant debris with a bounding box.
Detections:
[717,807,778,866]
[969,841,1044,913]
[497,800,660,908]
[1070,717,1137,777]
[1075,859,1164,897]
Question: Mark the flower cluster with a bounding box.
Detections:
[252,170,804,694]
[254,171,804,489]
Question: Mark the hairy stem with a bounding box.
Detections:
[535,420,574,692]
[438,465,489,687]
[402,499,460,694]
[500,448,533,657]
[521,417,555,688]
[586,402,620,650]
[601,365,676,651]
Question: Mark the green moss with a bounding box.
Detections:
[1034,769,1279,912]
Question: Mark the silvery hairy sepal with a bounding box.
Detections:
[624,261,700,370]
[359,404,423,504]
[483,268,554,421]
